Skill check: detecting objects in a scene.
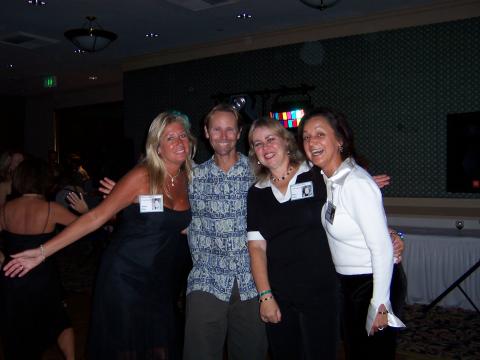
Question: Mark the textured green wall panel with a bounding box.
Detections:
[124,17,480,199]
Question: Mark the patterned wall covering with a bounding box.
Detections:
[124,17,480,199]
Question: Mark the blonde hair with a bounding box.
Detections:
[143,111,196,195]
[248,117,304,182]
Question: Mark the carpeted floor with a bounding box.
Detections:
[397,304,479,360]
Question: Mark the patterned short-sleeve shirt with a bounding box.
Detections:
[187,154,257,301]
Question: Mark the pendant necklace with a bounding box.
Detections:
[167,168,181,187]
[271,166,293,183]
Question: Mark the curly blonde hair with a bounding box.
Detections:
[143,111,196,195]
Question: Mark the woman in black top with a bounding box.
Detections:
[0,158,87,359]
[246,117,339,360]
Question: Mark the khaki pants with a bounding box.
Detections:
[183,282,267,360]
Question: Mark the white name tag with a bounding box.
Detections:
[290,181,314,201]
[325,200,336,224]
[139,195,164,213]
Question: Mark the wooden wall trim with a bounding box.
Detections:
[384,197,480,218]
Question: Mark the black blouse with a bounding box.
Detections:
[247,167,338,305]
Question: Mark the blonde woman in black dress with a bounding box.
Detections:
[4,111,196,359]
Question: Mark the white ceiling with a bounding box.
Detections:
[0,0,458,95]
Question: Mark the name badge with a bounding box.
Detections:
[325,200,336,224]
[139,195,163,213]
[291,181,314,201]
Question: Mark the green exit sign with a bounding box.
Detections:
[43,75,57,88]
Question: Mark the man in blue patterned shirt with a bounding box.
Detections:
[183,104,267,360]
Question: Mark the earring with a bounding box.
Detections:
[339,145,344,153]
[257,160,261,165]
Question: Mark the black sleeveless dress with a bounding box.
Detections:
[87,204,191,360]
[0,231,71,360]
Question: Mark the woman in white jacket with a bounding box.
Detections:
[299,107,405,360]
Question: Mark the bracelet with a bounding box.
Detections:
[390,230,405,239]
[40,244,46,262]
[378,310,389,315]
[259,289,272,297]
[259,295,274,303]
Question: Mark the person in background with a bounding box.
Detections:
[0,157,87,360]
[0,150,25,267]
[0,150,24,206]
[299,107,405,359]
[3,111,196,359]
[54,153,90,211]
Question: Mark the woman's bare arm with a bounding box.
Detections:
[4,166,148,277]
[248,240,282,323]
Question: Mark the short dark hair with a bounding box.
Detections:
[204,103,242,129]
[12,157,50,195]
[298,107,356,161]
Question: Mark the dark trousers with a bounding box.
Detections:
[183,281,267,360]
[266,296,338,360]
[339,265,406,360]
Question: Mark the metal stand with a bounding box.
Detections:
[424,259,480,314]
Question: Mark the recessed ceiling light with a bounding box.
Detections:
[88,75,98,80]
[236,12,252,19]
[27,0,47,5]
[74,49,86,54]
[145,33,160,38]
[7,64,15,69]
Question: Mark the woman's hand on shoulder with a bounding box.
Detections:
[99,177,116,198]
[96,166,148,212]
[259,297,282,323]
[372,174,391,189]
[389,228,405,263]
[66,191,88,214]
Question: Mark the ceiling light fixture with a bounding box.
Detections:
[88,75,98,80]
[27,0,46,5]
[64,16,117,53]
[145,33,160,38]
[236,12,252,19]
[299,0,340,10]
